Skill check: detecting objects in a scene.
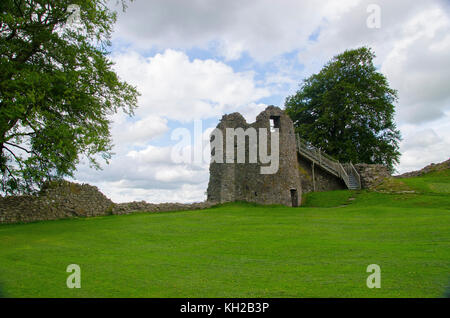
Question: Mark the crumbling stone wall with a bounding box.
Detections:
[298,156,347,193]
[207,106,302,207]
[0,180,115,224]
[112,201,215,215]
[354,164,391,189]
[0,180,216,224]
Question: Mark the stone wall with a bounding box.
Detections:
[112,201,216,215]
[298,156,347,193]
[0,180,216,224]
[354,164,391,189]
[0,181,114,224]
[207,106,302,207]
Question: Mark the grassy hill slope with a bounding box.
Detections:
[0,170,448,298]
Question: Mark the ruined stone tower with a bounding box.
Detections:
[206,106,302,207]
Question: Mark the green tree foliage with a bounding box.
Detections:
[285,47,401,172]
[0,0,139,194]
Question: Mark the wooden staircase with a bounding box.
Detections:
[296,134,361,190]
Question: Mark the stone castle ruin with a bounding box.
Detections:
[207,106,390,207]
[207,106,302,207]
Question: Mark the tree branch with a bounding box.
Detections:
[3,164,18,189]
[3,141,36,155]
[3,145,22,164]
[5,131,35,142]
[3,145,32,190]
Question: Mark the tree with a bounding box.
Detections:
[285,47,401,172]
[0,0,139,195]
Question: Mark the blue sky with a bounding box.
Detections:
[73,0,450,203]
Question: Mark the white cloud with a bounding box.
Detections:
[74,123,215,202]
[400,129,442,151]
[112,0,359,61]
[154,166,199,183]
[127,145,173,164]
[84,180,208,203]
[112,49,269,122]
[111,114,168,147]
[395,117,450,174]
[380,5,450,124]
[74,142,210,202]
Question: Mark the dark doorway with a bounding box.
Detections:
[290,189,298,207]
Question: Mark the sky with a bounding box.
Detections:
[73,0,450,203]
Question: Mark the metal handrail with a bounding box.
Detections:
[337,163,350,186]
[349,162,361,189]
[296,134,361,190]
[297,136,341,177]
[297,138,339,163]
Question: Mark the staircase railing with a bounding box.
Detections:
[337,163,350,188]
[296,137,342,178]
[349,162,361,189]
[340,163,361,190]
[296,134,361,190]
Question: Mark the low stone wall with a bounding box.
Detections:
[0,181,115,224]
[0,180,216,224]
[112,201,216,215]
[354,164,391,189]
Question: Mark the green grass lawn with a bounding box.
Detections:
[0,171,449,298]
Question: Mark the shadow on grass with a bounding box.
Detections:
[444,280,450,298]
[0,283,5,298]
